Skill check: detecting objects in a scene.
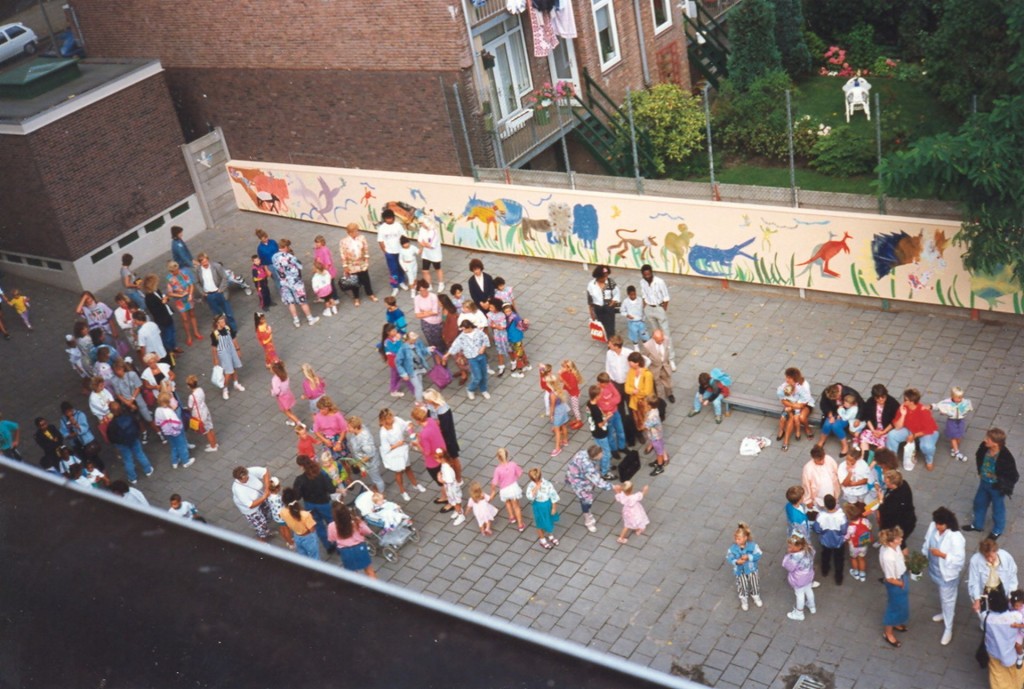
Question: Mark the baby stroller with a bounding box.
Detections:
[347,480,419,563]
[224,268,253,296]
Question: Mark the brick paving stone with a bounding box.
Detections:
[8,207,1022,689]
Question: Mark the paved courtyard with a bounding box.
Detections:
[6,208,1024,689]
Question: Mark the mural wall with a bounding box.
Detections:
[226,161,1023,315]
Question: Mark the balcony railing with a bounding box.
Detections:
[466,0,508,26]
[488,104,578,168]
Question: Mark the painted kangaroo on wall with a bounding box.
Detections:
[797,231,853,278]
[689,238,756,277]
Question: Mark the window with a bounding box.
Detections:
[548,39,581,101]
[651,0,672,34]
[480,17,533,122]
[592,0,621,69]
[7,26,26,39]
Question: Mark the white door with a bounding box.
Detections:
[547,38,581,101]
[481,17,532,123]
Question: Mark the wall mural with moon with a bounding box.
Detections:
[226,161,1022,315]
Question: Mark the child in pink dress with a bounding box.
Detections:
[614,481,650,544]
[466,481,499,536]
[270,360,304,428]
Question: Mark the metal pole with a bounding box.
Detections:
[785,90,797,208]
[37,0,58,53]
[702,82,716,197]
[874,92,885,214]
[625,86,643,195]
[972,94,978,115]
[554,102,573,189]
[451,82,479,181]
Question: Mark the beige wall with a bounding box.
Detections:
[226,161,1022,315]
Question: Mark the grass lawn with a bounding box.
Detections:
[690,76,962,195]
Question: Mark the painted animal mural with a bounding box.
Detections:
[462,195,524,241]
[797,232,853,278]
[547,202,572,245]
[382,201,420,234]
[689,238,756,277]
[229,167,290,214]
[606,229,657,261]
[661,223,693,270]
[871,229,948,279]
[572,204,599,249]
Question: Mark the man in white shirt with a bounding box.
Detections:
[132,310,168,364]
[643,329,674,403]
[195,252,237,331]
[605,335,639,446]
[640,265,676,371]
[232,465,273,540]
[377,209,408,296]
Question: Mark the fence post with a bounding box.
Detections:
[702,82,716,200]
[554,102,573,188]
[451,82,479,181]
[785,89,797,208]
[625,86,644,195]
[874,92,885,214]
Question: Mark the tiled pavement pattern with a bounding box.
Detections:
[5,209,1023,689]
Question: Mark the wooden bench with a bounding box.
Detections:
[723,392,821,426]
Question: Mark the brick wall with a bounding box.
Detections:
[0,138,65,258]
[164,67,474,175]
[10,74,193,261]
[74,0,468,72]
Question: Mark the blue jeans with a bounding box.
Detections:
[293,531,321,560]
[594,435,613,474]
[972,481,1007,535]
[114,439,153,482]
[467,354,489,393]
[627,319,648,346]
[384,252,406,288]
[305,500,335,552]
[167,432,189,467]
[821,416,848,439]
[205,292,237,332]
[160,321,177,353]
[606,410,626,451]
[128,289,147,310]
[886,428,939,465]
[694,390,722,416]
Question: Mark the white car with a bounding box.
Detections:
[0,23,38,63]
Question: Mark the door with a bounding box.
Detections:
[547,38,581,101]
[480,17,532,123]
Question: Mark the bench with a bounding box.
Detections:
[723,392,821,427]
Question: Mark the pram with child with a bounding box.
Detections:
[345,480,419,562]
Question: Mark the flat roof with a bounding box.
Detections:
[0,57,161,133]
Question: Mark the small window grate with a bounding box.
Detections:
[792,676,827,689]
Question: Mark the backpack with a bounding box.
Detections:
[710,368,731,397]
[851,519,872,547]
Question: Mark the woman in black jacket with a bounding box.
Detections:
[142,273,180,355]
[878,468,916,548]
[859,383,901,449]
[33,417,64,470]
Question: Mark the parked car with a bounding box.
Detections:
[0,23,38,63]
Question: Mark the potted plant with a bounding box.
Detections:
[905,551,928,581]
[481,100,494,133]
[525,82,558,125]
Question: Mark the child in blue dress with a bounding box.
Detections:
[726,522,763,611]
[935,386,973,462]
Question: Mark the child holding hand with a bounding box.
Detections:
[613,481,650,544]
[466,482,499,536]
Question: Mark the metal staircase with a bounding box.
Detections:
[682,1,734,89]
[570,69,658,178]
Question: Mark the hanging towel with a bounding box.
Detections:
[530,5,559,57]
[506,0,527,13]
[551,0,577,38]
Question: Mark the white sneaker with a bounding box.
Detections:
[234,382,245,391]
[331,305,339,316]
[932,613,945,622]
[389,391,405,398]
[523,365,533,371]
[390,287,399,297]
[453,514,466,526]
[293,317,301,328]
[204,445,218,452]
[811,581,821,588]
[323,308,333,317]
[752,595,763,608]
[510,371,525,378]
[307,316,320,326]
[401,491,411,502]
[172,464,179,470]
[414,484,426,493]
[487,368,496,374]
[467,391,476,400]
[437,282,445,293]
[941,629,953,645]
[183,457,196,468]
[670,361,677,372]
[808,607,816,615]
[144,468,154,477]
[481,391,491,400]
[286,420,297,427]
[740,598,749,611]
[787,609,805,621]
[449,509,459,520]
[400,284,409,291]
[187,443,196,449]
[222,388,230,400]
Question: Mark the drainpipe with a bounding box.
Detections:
[460,1,486,108]
[632,0,652,86]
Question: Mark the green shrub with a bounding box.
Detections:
[803,29,828,69]
[809,126,876,176]
[715,70,795,160]
[838,23,881,70]
[727,0,782,91]
[618,83,706,175]
[771,0,811,77]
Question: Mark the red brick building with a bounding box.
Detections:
[72,0,688,175]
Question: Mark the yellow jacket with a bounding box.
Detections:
[625,368,654,410]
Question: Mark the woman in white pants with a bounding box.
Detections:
[921,506,966,646]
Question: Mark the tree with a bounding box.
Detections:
[619,84,705,176]
[771,0,811,77]
[727,0,782,91]
[880,3,1024,288]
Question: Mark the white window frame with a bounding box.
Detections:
[547,38,581,104]
[479,16,533,124]
[651,0,673,35]
[591,0,621,71]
